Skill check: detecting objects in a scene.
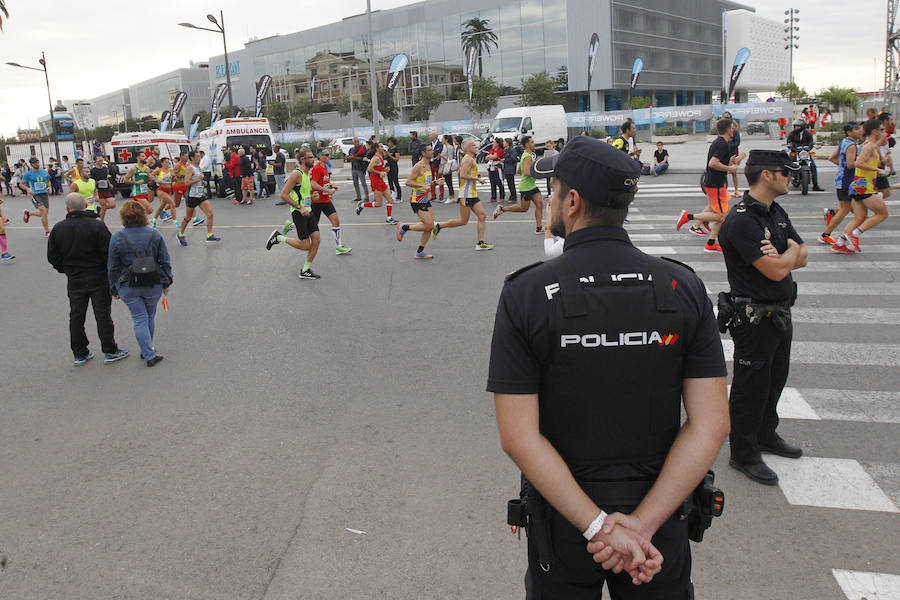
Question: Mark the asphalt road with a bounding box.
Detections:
[0,172,897,599]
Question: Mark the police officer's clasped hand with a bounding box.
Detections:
[760,239,779,257]
[585,513,663,585]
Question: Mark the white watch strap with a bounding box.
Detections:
[582,510,608,540]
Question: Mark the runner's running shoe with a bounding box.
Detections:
[414,251,434,259]
[818,233,836,245]
[335,246,352,255]
[177,233,188,247]
[205,234,221,243]
[830,242,855,254]
[356,201,364,216]
[151,218,158,230]
[846,232,861,252]
[824,208,836,226]
[396,223,406,242]
[74,351,94,367]
[299,268,321,280]
[689,225,706,237]
[535,227,544,234]
[282,220,293,235]
[675,210,690,231]
[431,224,441,240]
[104,349,129,364]
[193,216,206,226]
[475,242,495,250]
[704,241,723,253]
[492,205,504,219]
[385,217,398,225]
[266,229,280,251]
[44,231,49,237]
[0,252,14,261]
[23,209,29,223]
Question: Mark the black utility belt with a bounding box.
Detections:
[718,292,793,332]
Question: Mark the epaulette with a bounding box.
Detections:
[661,256,695,273]
[505,261,543,281]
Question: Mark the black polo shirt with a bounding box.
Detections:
[718,193,804,303]
[487,226,726,396]
[704,136,731,188]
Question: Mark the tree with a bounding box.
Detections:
[461,17,499,78]
[518,72,558,106]
[466,77,502,119]
[359,89,400,124]
[290,98,317,130]
[407,86,443,124]
[335,95,351,118]
[266,101,291,130]
[629,96,651,109]
[776,81,808,102]
[555,66,568,90]
[818,86,860,116]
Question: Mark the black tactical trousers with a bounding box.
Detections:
[728,316,793,464]
[524,506,693,599]
[67,272,118,358]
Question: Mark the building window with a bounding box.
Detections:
[332,83,339,90]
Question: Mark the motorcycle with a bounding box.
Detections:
[475,131,494,164]
[786,143,819,195]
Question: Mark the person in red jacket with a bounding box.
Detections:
[225,148,241,201]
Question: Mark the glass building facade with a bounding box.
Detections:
[250,0,569,110]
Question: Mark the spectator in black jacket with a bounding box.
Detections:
[408,130,422,166]
[47,192,127,366]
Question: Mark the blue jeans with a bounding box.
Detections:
[654,163,669,175]
[119,284,163,360]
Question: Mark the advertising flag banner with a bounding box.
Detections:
[726,47,751,102]
[386,54,409,105]
[630,58,644,91]
[159,110,171,132]
[587,33,600,90]
[465,46,478,101]
[169,91,188,129]
[188,113,202,140]
[310,75,316,103]
[210,83,228,124]
[256,74,273,118]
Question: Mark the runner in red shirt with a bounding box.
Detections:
[310,150,351,255]
[357,142,396,224]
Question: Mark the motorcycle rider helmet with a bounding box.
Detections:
[792,118,806,129]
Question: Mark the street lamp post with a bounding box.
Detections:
[179,11,234,117]
[784,9,799,88]
[366,0,380,137]
[6,51,62,164]
[341,65,359,133]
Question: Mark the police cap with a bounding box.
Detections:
[745,149,799,170]
[533,136,640,208]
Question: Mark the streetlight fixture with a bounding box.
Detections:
[341,65,360,132]
[784,9,799,85]
[179,11,234,118]
[6,52,62,164]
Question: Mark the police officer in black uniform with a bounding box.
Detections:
[718,150,808,486]
[487,136,730,599]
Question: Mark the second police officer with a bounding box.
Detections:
[487,136,730,599]
[718,150,808,485]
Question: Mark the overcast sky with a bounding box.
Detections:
[0,0,886,138]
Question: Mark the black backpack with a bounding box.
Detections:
[120,230,160,287]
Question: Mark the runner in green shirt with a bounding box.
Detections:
[492,136,544,234]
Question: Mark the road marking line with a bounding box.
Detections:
[831,569,900,600]
[719,339,900,366]
[767,456,899,512]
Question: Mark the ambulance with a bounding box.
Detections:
[195,117,275,197]
[107,131,191,197]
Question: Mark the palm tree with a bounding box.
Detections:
[818,86,860,118]
[0,2,8,30]
[461,17,499,79]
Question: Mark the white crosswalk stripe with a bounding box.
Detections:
[832,569,900,599]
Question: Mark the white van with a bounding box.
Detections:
[490,105,567,149]
[195,117,275,197]
[108,131,191,197]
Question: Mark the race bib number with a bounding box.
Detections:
[97,179,109,188]
[33,180,48,193]
[139,184,149,193]
[189,186,206,198]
